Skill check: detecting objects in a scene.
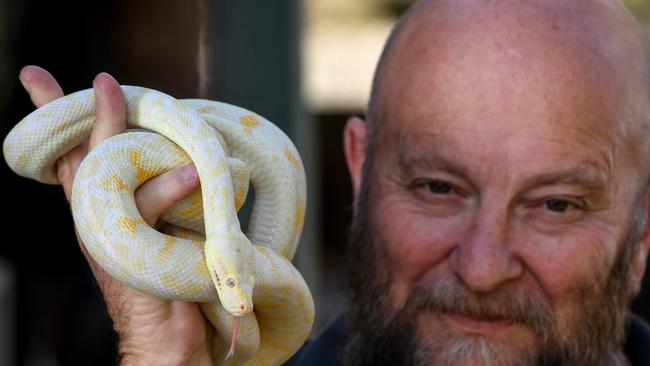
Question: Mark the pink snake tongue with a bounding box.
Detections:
[225,317,241,360]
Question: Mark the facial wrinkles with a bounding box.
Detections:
[381,81,622,210]
[377,122,633,304]
[390,125,613,199]
[379,45,634,228]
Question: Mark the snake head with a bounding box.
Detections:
[205,234,255,317]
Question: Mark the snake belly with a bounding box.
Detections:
[2,86,314,365]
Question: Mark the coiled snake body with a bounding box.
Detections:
[3,86,314,365]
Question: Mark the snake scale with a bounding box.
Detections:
[3,86,314,365]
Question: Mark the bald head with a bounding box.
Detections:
[368,0,650,174]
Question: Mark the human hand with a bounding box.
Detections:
[18,66,213,366]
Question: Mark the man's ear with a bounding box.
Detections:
[343,116,368,204]
[631,188,650,296]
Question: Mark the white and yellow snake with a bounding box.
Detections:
[3,86,314,365]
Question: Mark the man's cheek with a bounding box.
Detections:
[378,205,467,299]
[519,227,612,306]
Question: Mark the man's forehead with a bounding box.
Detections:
[388,0,639,66]
[386,1,620,103]
[393,124,612,189]
[374,0,647,151]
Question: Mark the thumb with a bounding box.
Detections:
[135,164,199,227]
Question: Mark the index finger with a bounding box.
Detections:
[19,65,64,107]
[89,73,127,150]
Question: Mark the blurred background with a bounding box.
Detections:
[0,0,648,364]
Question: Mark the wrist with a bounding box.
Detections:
[115,321,213,366]
[117,343,213,366]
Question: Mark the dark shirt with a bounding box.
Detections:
[625,314,650,365]
[285,314,650,366]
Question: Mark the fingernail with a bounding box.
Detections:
[182,165,197,181]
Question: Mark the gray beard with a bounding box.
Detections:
[341,172,644,366]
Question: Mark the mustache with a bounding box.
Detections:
[406,279,555,339]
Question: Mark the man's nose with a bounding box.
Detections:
[448,208,523,293]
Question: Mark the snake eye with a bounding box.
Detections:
[226,278,236,288]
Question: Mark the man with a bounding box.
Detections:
[19,0,650,364]
[289,0,650,365]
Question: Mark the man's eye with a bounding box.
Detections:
[426,181,452,194]
[543,199,571,212]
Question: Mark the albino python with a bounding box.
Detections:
[3,86,314,365]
